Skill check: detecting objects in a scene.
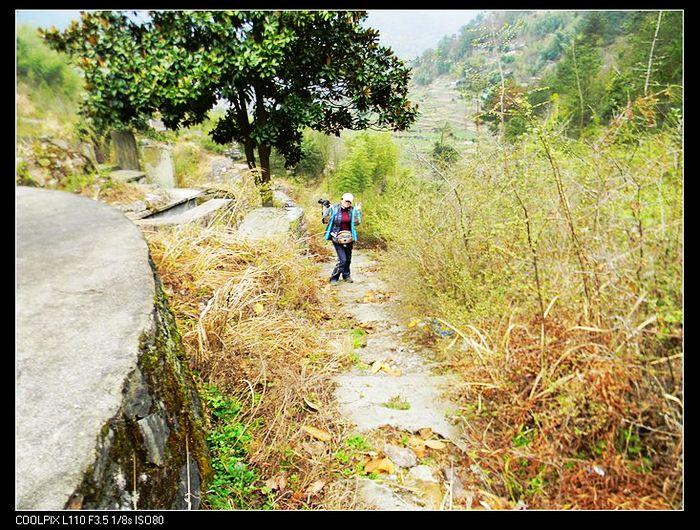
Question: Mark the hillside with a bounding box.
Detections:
[16,10,683,511]
[393,74,475,156]
[402,10,681,155]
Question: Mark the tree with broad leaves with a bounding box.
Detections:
[42,10,418,205]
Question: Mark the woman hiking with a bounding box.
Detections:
[322,192,362,284]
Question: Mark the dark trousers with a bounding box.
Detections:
[330,241,353,280]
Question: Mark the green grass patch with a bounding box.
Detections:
[201,384,274,510]
[351,327,367,349]
[382,395,410,411]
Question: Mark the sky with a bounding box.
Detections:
[16,10,82,30]
[16,9,483,60]
[365,10,483,60]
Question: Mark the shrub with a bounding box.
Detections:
[362,99,682,508]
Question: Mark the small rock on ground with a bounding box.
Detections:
[409,465,438,483]
[357,478,421,511]
[383,443,417,468]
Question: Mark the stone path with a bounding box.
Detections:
[320,250,466,510]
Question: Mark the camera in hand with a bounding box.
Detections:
[318,198,331,208]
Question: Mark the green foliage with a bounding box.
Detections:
[549,35,602,133]
[16,161,35,186]
[430,121,459,164]
[42,11,418,205]
[383,395,410,410]
[63,172,97,193]
[293,131,330,180]
[351,327,367,349]
[172,142,205,187]
[513,426,536,448]
[431,141,458,164]
[344,435,371,451]
[413,11,682,139]
[16,24,83,138]
[201,384,273,510]
[17,24,81,98]
[326,131,404,246]
[330,131,397,196]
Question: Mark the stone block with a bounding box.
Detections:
[16,187,211,509]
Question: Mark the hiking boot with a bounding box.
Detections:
[329,278,340,285]
[342,276,354,283]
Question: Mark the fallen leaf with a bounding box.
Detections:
[305,479,326,497]
[418,428,433,440]
[417,481,444,509]
[364,457,395,474]
[253,302,264,315]
[369,360,382,374]
[66,494,83,510]
[424,439,446,450]
[383,365,402,377]
[302,425,332,442]
[412,445,426,458]
[406,436,425,447]
[303,396,320,411]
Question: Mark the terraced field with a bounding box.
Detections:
[393,73,479,159]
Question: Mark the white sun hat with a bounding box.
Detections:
[341,193,354,203]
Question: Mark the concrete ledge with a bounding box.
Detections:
[136,198,232,229]
[141,188,205,220]
[16,187,210,509]
[110,169,146,183]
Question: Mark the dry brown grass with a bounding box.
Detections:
[94,180,149,204]
[144,210,363,509]
[403,308,682,510]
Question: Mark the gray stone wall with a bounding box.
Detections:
[16,187,211,510]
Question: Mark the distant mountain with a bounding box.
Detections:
[364,10,483,61]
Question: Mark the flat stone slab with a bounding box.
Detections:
[236,206,305,242]
[343,303,391,326]
[333,372,459,440]
[165,188,203,204]
[110,169,146,182]
[137,198,232,228]
[354,337,428,374]
[140,188,205,220]
[178,198,232,223]
[16,187,155,509]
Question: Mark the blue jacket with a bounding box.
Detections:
[322,204,362,242]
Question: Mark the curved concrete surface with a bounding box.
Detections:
[16,187,155,509]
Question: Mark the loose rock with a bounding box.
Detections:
[383,443,417,468]
[409,465,438,483]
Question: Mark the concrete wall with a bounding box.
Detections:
[16,187,211,509]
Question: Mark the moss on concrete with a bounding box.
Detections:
[67,258,211,509]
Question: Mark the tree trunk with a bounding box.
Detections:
[644,11,663,96]
[571,39,586,131]
[257,144,273,207]
[243,139,257,170]
[110,130,141,170]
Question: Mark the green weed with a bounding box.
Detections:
[383,395,410,411]
[201,384,273,510]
